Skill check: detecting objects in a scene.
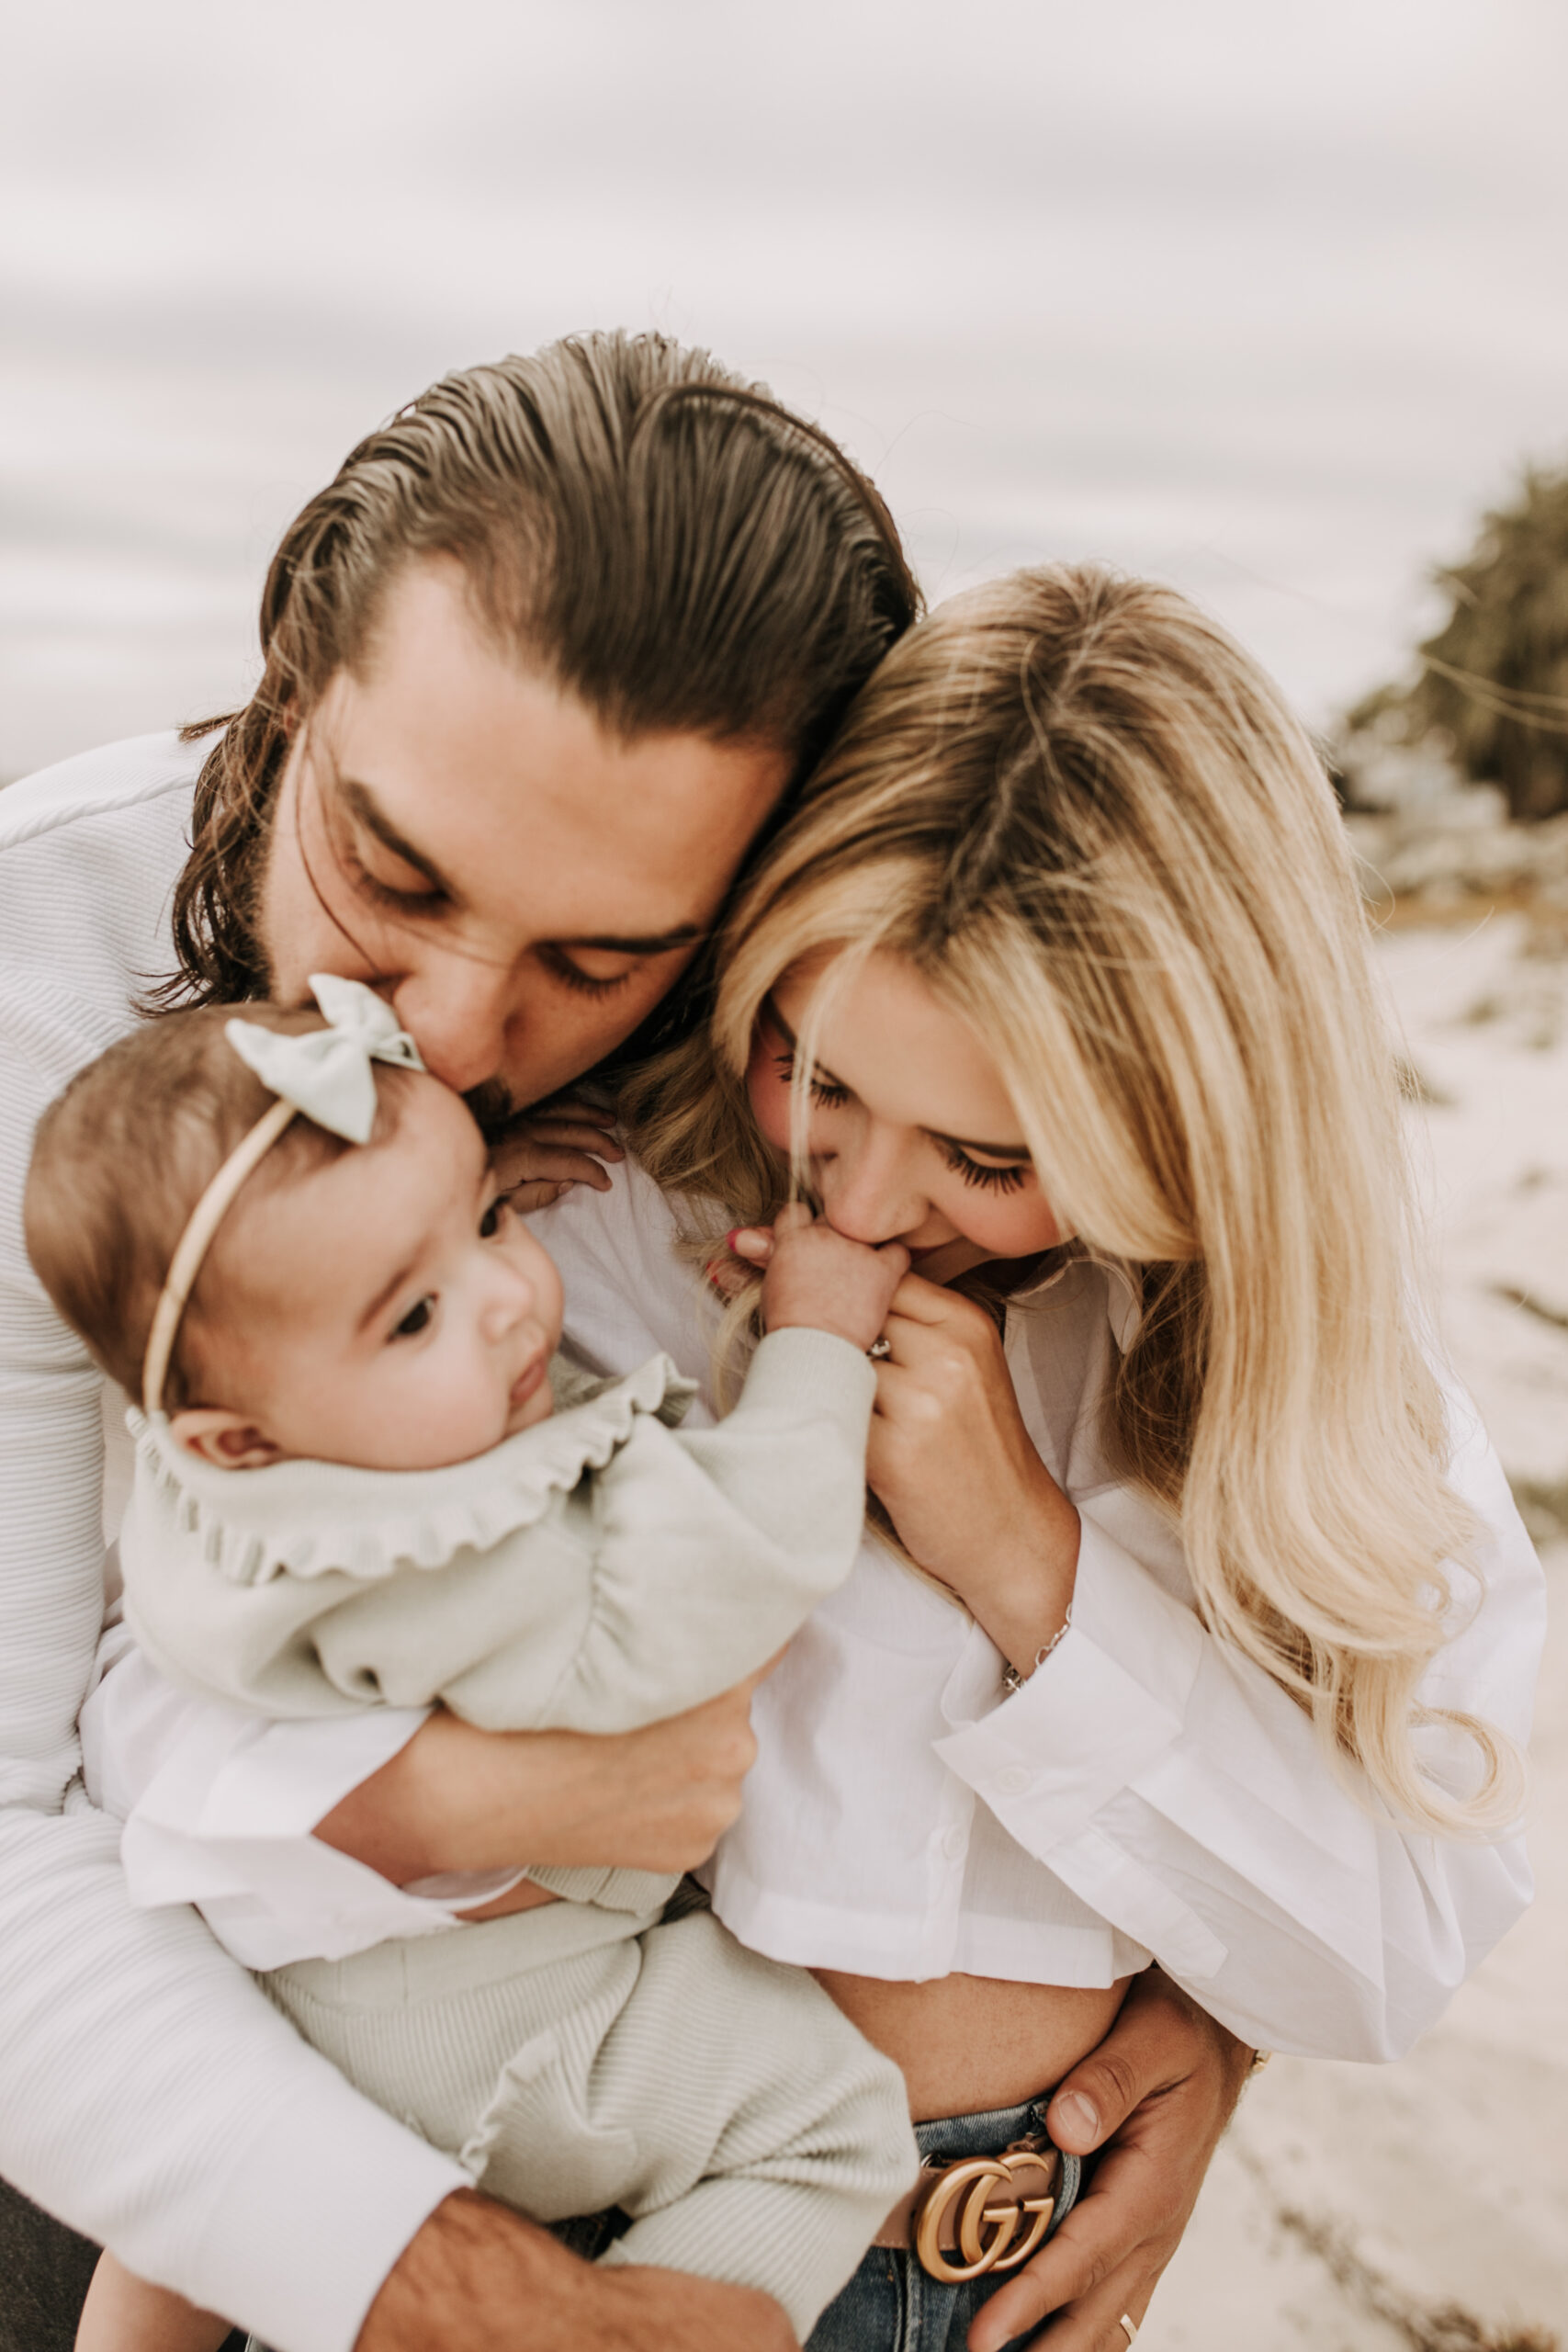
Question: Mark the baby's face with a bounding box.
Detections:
[192,1074,564,1472]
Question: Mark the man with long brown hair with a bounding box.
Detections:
[0,333,1247,2352]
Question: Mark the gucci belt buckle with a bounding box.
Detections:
[910,2133,1058,2283]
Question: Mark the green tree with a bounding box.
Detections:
[1354,464,1568,820]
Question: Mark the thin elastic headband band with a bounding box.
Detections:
[141,1097,298,1418]
[138,974,424,1419]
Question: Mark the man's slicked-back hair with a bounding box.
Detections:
[165,331,920,1008]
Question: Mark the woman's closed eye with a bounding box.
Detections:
[933,1136,1031,1193]
[773,1048,851,1109]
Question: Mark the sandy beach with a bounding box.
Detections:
[1145,906,1568,2349]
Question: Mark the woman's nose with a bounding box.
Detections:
[390,958,515,1095]
[818,1126,928,1245]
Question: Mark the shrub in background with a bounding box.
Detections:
[1351,464,1568,821]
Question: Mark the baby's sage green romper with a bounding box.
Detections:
[119,1331,918,2335]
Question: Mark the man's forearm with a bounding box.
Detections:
[0,1806,463,2352]
[315,1686,760,1883]
[358,2193,798,2352]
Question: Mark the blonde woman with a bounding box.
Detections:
[523,565,1541,2349]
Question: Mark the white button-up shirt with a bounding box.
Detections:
[530,1159,1545,2061]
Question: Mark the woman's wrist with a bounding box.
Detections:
[954,1473,1080,1678]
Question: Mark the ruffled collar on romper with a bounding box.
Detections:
[125,1352,696,1590]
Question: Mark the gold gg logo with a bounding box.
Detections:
[913,2151,1056,2283]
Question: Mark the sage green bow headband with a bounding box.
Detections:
[141,976,425,1417]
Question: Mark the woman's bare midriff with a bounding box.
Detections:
[458,1885,1128,2121]
[812,1969,1131,2122]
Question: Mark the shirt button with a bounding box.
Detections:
[993,1765,1032,1797]
[942,1824,967,1861]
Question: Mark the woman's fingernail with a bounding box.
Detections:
[1060,2091,1099,2138]
[725,1229,743,1250]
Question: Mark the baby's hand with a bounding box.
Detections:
[757,1203,908,1352]
[491,1093,624,1214]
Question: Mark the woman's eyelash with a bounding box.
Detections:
[934,1138,1029,1193]
[770,1040,1027,1189]
[773,1049,850,1108]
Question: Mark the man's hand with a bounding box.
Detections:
[491,1094,623,1214]
[317,1672,770,1883]
[357,2191,797,2352]
[968,1973,1251,2352]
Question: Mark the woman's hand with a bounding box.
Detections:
[967,1971,1252,2352]
[867,1274,1080,1671]
[490,1093,624,1213]
[316,1672,770,1883]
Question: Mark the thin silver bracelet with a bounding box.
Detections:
[1000,1605,1073,1695]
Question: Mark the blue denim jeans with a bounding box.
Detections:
[806,2098,1082,2352]
[243,2104,1078,2352]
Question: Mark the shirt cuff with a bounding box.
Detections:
[742,1325,879,1422]
[181,2068,466,2352]
[935,1503,1205,1853]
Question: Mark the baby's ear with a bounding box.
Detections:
[167,1408,288,1471]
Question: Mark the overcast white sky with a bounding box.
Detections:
[4,0,1567,775]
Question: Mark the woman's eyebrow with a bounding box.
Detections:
[929,1130,1033,1162]
[765,1000,1025,1155]
[762,998,850,1091]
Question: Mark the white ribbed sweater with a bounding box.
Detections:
[0,734,463,2352]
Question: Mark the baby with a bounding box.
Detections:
[26,978,918,2352]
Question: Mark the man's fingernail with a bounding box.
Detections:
[1060,2092,1099,2137]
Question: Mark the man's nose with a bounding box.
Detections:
[818,1126,928,1245]
[391,958,516,1095]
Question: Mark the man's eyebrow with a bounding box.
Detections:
[338,775,458,901]
[336,771,702,953]
[556,925,706,956]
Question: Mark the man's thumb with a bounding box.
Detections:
[1044,2044,1145,2155]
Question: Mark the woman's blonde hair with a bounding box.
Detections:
[627,562,1521,1838]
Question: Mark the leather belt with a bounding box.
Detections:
[874,2135,1060,2283]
